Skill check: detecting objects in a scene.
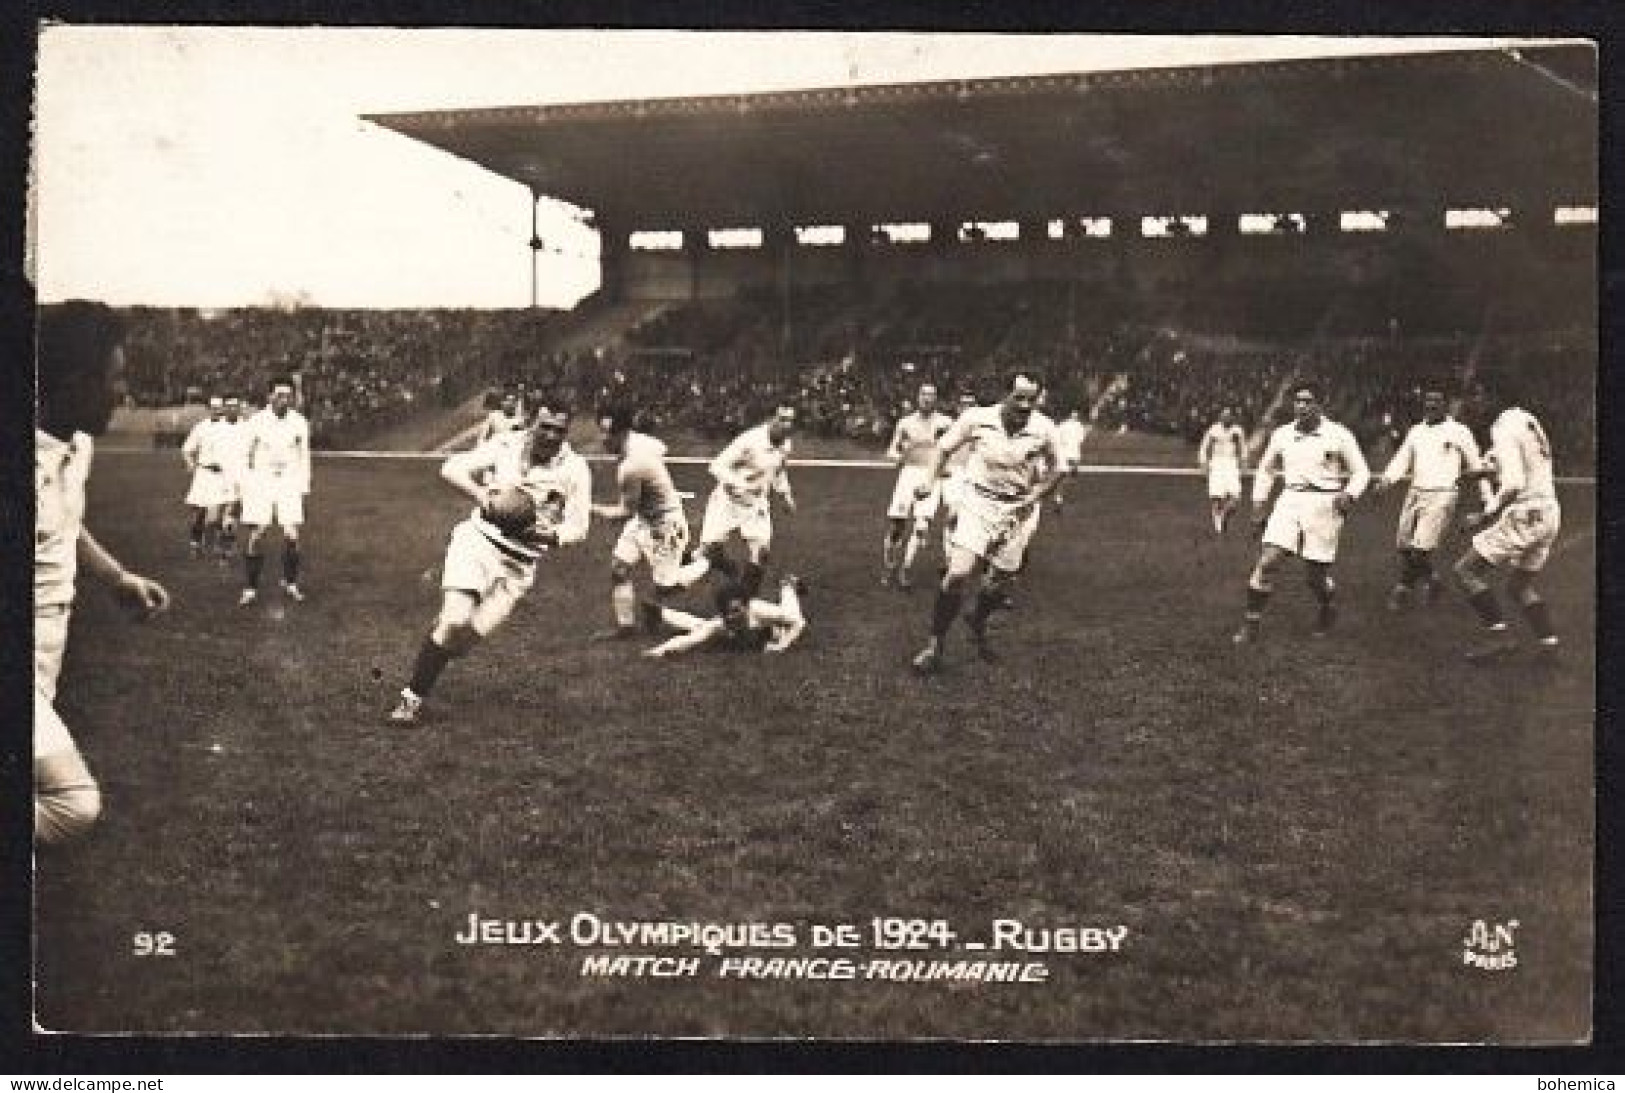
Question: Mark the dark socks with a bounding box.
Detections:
[931,587,965,639]
[283,541,301,584]
[408,637,453,697]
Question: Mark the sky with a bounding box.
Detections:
[31,28,1542,309]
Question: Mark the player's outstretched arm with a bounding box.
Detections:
[78,529,170,621]
[643,620,723,658]
[440,448,494,502]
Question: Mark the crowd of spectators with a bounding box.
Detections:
[98,278,1593,467]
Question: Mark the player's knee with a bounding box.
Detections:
[35,783,102,845]
[434,620,480,655]
[652,582,680,601]
[609,561,633,584]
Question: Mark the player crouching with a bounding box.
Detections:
[388,405,590,724]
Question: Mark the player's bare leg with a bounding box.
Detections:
[1233,544,1287,643]
[913,546,981,673]
[391,591,482,722]
[1306,562,1337,636]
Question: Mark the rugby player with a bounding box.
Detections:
[476,391,527,445]
[35,301,171,843]
[1372,385,1487,610]
[388,404,591,724]
[181,397,232,557]
[911,373,1062,673]
[1453,393,1563,661]
[238,378,313,605]
[1233,382,1370,643]
[882,383,954,589]
[1198,406,1248,535]
[685,402,798,595]
[641,575,807,658]
[591,405,694,639]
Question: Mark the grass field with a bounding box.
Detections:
[33,451,1595,1042]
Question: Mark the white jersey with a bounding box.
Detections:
[1056,418,1088,465]
[888,411,954,471]
[1381,416,1482,492]
[617,432,685,523]
[35,429,94,611]
[217,420,250,481]
[1200,423,1247,466]
[243,407,312,491]
[939,405,1060,500]
[1488,406,1557,502]
[182,417,230,470]
[1252,418,1370,509]
[449,431,593,562]
[710,424,792,500]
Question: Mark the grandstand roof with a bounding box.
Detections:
[365,45,1596,229]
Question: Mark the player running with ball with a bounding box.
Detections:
[388,403,591,724]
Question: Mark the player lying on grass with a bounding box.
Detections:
[388,404,591,724]
[639,574,807,658]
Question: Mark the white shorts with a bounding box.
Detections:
[1207,459,1242,500]
[889,467,942,522]
[441,519,537,636]
[1397,489,1459,552]
[34,607,74,757]
[941,472,968,514]
[185,467,235,508]
[701,486,771,547]
[613,514,691,587]
[240,474,305,527]
[1263,490,1346,564]
[1473,498,1561,572]
[948,485,1031,573]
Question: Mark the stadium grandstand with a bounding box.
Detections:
[107,45,1595,465]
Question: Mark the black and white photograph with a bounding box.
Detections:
[27,27,1597,1043]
